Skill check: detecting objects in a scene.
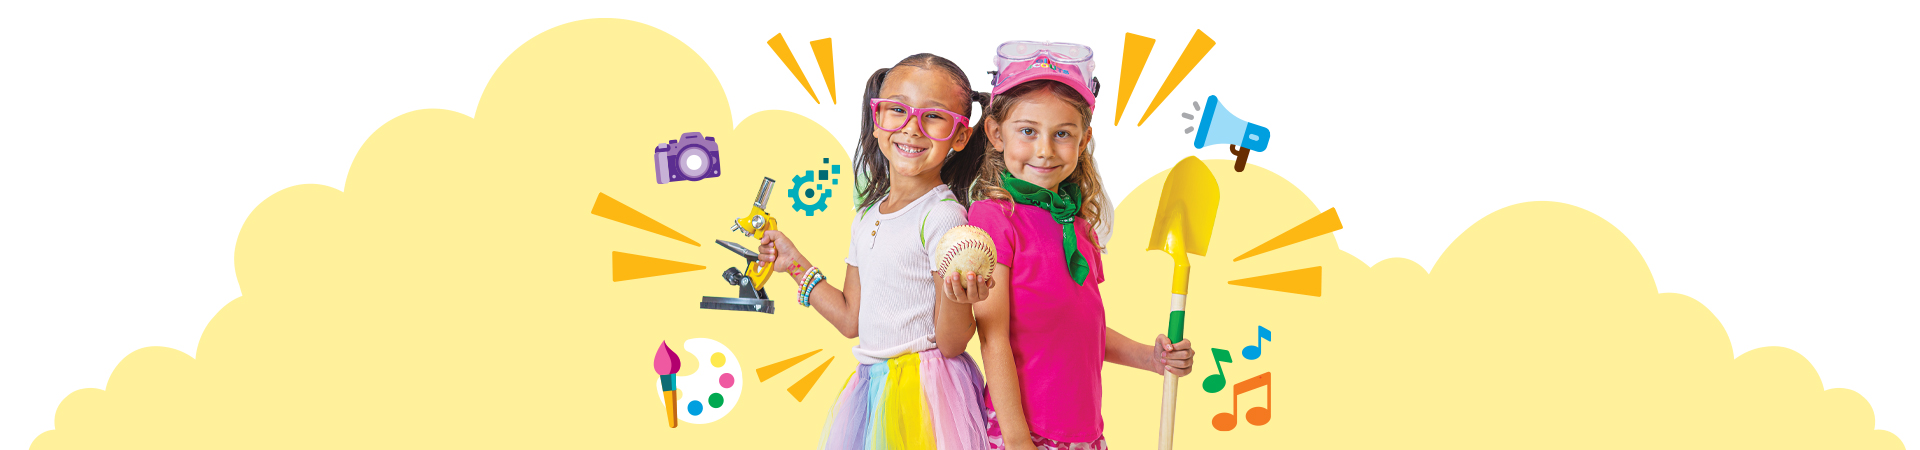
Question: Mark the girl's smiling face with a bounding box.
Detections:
[986,91,1090,191]
[872,66,973,182]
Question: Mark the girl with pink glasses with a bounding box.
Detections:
[757,53,996,449]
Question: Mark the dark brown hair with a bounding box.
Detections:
[854,54,991,211]
[970,80,1107,235]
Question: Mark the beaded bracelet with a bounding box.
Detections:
[796,267,825,307]
[795,267,811,305]
[801,269,825,307]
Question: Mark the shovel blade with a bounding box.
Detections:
[1148,157,1222,256]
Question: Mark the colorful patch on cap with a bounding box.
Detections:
[1029,56,1070,75]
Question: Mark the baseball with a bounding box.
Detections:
[934,225,996,279]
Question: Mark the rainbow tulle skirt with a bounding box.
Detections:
[818,349,989,450]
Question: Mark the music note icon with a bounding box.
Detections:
[1211,372,1272,432]
[1201,348,1232,393]
[1242,326,1270,360]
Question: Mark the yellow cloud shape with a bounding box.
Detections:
[33,18,858,448]
[1098,161,1903,449]
[29,19,1903,450]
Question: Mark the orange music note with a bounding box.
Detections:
[1211,372,1272,432]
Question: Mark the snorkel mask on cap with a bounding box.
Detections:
[989,40,1100,110]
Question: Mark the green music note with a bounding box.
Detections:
[1202,348,1232,393]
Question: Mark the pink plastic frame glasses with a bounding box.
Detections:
[870,98,970,141]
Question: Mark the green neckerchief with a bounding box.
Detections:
[1000,171,1089,285]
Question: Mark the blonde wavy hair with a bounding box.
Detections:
[969,80,1108,239]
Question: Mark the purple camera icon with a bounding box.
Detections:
[655,132,721,184]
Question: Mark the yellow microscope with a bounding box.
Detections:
[701,177,779,313]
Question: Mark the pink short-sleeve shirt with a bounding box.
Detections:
[969,199,1107,442]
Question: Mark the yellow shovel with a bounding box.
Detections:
[1147,156,1220,450]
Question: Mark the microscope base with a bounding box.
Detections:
[700,296,775,314]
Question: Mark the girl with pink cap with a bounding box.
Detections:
[953,41,1198,450]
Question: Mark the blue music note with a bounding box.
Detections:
[1241,326,1270,360]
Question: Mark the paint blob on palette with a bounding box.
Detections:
[655,338,742,424]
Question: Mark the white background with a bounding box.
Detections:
[3,1,1914,446]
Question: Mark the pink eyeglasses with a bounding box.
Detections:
[870,98,970,141]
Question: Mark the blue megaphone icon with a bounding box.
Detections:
[1193,95,1269,151]
[1191,95,1270,172]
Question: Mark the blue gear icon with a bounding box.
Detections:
[788,171,831,216]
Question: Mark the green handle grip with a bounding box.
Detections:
[1167,310,1186,344]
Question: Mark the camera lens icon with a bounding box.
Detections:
[680,151,710,173]
[655,132,722,184]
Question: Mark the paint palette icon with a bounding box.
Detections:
[655,338,741,424]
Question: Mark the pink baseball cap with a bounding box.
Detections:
[989,40,1099,111]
